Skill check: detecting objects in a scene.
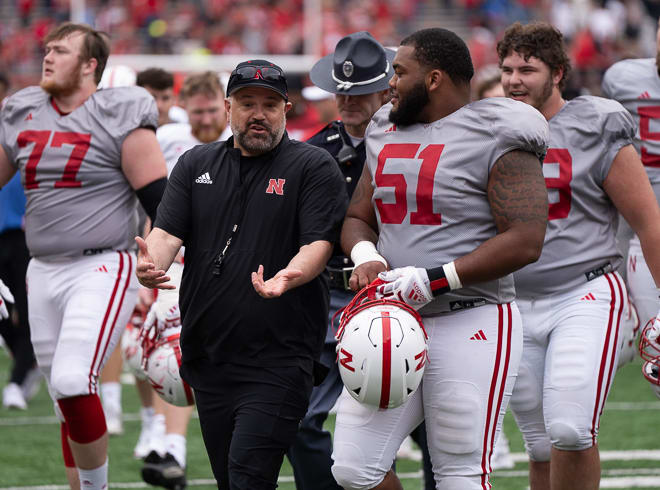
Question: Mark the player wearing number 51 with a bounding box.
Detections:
[332,28,549,490]
[0,23,168,490]
[498,22,660,490]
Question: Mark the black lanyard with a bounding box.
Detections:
[212,155,273,276]
[212,184,247,276]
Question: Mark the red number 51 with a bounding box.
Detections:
[17,130,91,189]
[375,143,444,225]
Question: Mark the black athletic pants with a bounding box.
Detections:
[193,363,313,490]
[0,229,36,385]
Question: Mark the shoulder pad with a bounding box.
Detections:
[1,86,47,125]
[463,98,549,162]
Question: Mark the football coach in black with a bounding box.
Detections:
[135,59,348,489]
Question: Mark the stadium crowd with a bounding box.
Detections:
[2,0,660,92]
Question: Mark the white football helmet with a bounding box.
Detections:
[143,331,194,407]
[639,319,660,399]
[121,312,147,380]
[98,64,136,88]
[335,282,428,409]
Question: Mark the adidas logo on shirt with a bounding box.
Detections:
[195,172,213,184]
[470,329,487,341]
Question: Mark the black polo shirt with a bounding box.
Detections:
[154,133,348,386]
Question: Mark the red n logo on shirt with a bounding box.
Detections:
[266,178,286,195]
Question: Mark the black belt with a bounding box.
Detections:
[83,248,113,256]
[327,266,354,291]
[584,263,613,282]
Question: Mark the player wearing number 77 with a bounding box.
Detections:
[498,22,660,490]
[332,28,550,490]
[0,23,168,490]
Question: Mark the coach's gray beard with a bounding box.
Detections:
[233,117,285,155]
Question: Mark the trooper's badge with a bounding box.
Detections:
[342,61,354,78]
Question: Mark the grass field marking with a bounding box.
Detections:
[509,449,660,463]
[605,401,660,411]
[2,400,659,427]
[5,471,660,490]
[600,476,660,488]
[495,468,660,478]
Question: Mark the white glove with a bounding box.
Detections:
[0,279,14,321]
[376,266,433,310]
[142,301,181,341]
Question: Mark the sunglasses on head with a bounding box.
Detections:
[231,65,284,82]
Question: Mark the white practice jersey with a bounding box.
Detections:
[0,86,158,259]
[514,96,635,298]
[156,122,231,176]
[602,58,660,204]
[366,98,549,314]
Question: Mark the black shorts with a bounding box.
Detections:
[193,363,313,489]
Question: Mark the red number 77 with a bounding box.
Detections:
[17,130,91,189]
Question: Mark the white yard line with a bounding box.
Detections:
[2,400,659,426]
[510,449,660,463]
[5,471,660,490]
[606,401,660,411]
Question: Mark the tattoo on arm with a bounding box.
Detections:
[488,149,548,232]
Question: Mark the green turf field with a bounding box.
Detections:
[1,348,660,490]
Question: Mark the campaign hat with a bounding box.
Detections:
[310,31,395,96]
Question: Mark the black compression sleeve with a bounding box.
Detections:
[136,177,167,223]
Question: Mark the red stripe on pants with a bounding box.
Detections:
[95,252,133,389]
[480,304,504,489]
[591,273,622,443]
[488,303,512,474]
[88,252,124,393]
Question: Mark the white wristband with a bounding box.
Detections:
[350,241,388,268]
[442,261,463,290]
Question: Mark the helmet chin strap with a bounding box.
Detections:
[331,62,390,91]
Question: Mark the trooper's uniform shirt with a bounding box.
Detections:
[306,121,365,200]
[510,96,634,462]
[307,121,365,342]
[602,58,660,327]
[331,98,549,490]
[0,86,157,399]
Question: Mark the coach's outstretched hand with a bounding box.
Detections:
[252,264,303,298]
[135,236,175,290]
[0,279,14,320]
